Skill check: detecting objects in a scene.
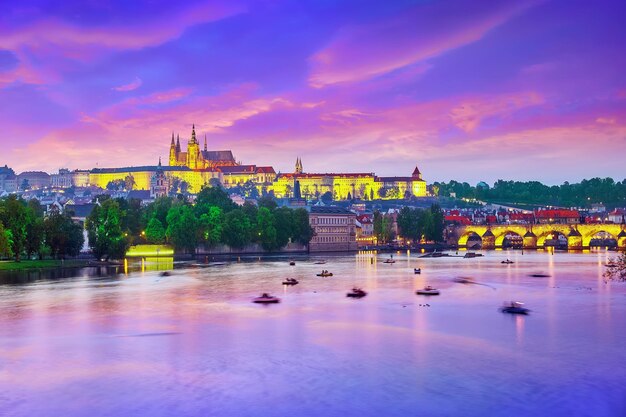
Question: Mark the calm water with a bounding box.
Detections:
[1,251,625,417]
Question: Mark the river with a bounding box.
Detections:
[1,250,625,417]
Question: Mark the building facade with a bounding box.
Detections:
[308,206,358,252]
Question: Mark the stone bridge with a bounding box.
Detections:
[452,224,626,250]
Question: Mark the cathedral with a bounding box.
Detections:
[168,124,239,170]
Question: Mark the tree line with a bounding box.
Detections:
[433,178,626,208]
[373,205,445,244]
[86,186,314,260]
[0,196,84,261]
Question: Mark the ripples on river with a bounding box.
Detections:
[1,250,625,417]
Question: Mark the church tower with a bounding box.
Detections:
[169,132,177,166]
[295,157,303,174]
[186,124,200,169]
[151,157,169,198]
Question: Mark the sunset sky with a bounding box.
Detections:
[1,0,625,184]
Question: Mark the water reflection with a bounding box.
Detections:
[1,251,625,417]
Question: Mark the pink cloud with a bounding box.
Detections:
[308,1,539,87]
[112,77,143,92]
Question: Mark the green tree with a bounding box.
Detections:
[274,207,294,248]
[143,196,173,230]
[256,207,278,251]
[86,199,129,260]
[166,205,199,253]
[145,217,166,244]
[0,222,13,259]
[199,206,223,247]
[291,208,313,245]
[0,195,29,261]
[222,209,252,249]
[195,185,237,214]
[430,204,445,242]
[44,212,84,258]
[25,200,45,258]
[258,195,278,211]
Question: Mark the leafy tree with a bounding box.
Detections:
[199,206,223,247]
[145,217,166,244]
[44,212,84,258]
[257,207,278,251]
[195,185,237,215]
[222,209,252,249]
[291,208,313,245]
[274,207,294,248]
[86,199,128,260]
[166,205,199,253]
[258,195,278,211]
[430,204,445,242]
[0,195,29,261]
[144,196,173,229]
[0,222,13,259]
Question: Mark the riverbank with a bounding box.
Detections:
[0,259,91,271]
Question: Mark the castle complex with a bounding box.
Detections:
[51,126,428,200]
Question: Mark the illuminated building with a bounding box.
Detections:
[309,206,358,252]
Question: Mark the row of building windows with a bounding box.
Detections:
[314,236,351,243]
[315,227,350,233]
[313,217,353,225]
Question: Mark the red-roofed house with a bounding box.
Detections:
[535,209,580,224]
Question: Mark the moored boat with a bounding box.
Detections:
[282,278,299,285]
[500,301,529,315]
[501,259,514,264]
[289,261,296,266]
[316,270,333,277]
[529,273,550,278]
[253,293,281,304]
[416,286,440,295]
[414,268,421,274]
[346,287,367,298]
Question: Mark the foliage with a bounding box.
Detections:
[145,217,166,244]
[166,204,199,253]
[257,207,278,251]
[199,206,223,247]
[0,195,29,261]
[257,195,278,211]
[396,204,445,243]
[44,212,85,258]
[373,210,395,243]
[604,252,626,282]
[433,177,626,208]
[86,199,128,260]
[222,209,252,249]
[143,197,173,229]
[195,185,237,215]
[0,222,13,258]
[291,208,313,245]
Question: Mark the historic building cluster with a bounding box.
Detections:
[2,125,428,201]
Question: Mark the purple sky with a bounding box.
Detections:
[1,0,625,184]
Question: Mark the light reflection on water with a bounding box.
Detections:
[1,250,626,417]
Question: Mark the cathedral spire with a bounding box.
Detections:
[171,132,175,146]
[191,124,197,144]
[295,157,303,174]
[204,134,207,152]
[176,134,181,153]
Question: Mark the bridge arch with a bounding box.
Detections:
[536,230,569,248]
[458,231,483,248]
[494,230,525,248]
[583,230,618,248]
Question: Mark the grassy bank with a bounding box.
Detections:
[0,259,91,271]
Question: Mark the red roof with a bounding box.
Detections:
[445,215,471,225]
[535,209,579,219]
[509,213,534,221]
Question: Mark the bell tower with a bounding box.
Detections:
[295,157,303,174]
[169,132,177,166]
[187,124,200,169]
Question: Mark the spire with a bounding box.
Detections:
[171,132,175,146]
[191,124,197,144]
[158,157,162,169]
[204,134,207,152]
[176,134,181,152]
[295,157,303,174]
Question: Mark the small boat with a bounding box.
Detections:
[464,252,483,258]
[289,261,296,266]
[500,301,530,315]
[383,258,396,264]
[159,271,171,277]
[282,278,299,285]
[414,268,421,274]
[416,286,440,295]
[501,259,514,264]
[346,287,367,298]
[253,293,281,304]
[316,271,333,277]
[314,260,327,265]
[529,273,550,278]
